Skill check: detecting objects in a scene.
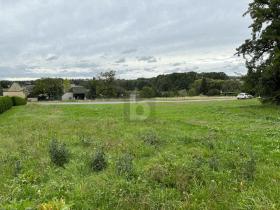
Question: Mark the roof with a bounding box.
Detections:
[4,83,24,92]
[70,86,88,94]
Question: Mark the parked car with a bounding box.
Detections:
[237,93,253,100]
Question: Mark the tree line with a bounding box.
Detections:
[0,71,243,100]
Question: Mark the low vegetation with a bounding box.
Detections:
[0,96,13,114]
[49,139,70,167]
[90,149,107,172]
[0,100,279,209]
[11,96,27,106]
[0,96,26,115]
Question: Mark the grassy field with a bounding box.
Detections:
[0,99,280,209]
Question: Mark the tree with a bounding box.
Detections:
[86,79,97,99]
[237,0,280,103]
[199,78,208,95]
[140,86,156,98]
[97,71,117,98]
[221,80,242,93]
[63,79,71,93]
[32,78,64,100]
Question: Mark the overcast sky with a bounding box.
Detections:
[0,0,251,80]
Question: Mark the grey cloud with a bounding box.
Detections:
[0,0,251,79]
[122,48,138,54]
[115,58,126,63]
[172,62,184,67]
[46,54,59,61]
[137,56,157,63]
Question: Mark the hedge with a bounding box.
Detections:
[11,96,27,106]
[0,96,27,114]
[0,96,13,114]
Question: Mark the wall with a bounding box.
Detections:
[3,91,26,98]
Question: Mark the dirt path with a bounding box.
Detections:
[36,97,236,105]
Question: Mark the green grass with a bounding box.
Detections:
[0,99,280,209]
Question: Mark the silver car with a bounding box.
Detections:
[237,93,253,99]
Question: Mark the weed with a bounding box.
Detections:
[90,149,107,172]
[13,160,22,177]
[49,139,70,167]
[242,157,257,181]
[116,153,134,178]
[141,130,159,146]
[209,156,219,171]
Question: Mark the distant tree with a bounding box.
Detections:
[63,79,71,93]
[200,72,229,80]
[221,80,242,93]
[140,86,156,98]
[199,78,208,95]
[0,81,11,89]
[206,89,221,96]
[237,0,280,103]
[33,78,64,100]
[97,71,117,98]
[86,79,97,99]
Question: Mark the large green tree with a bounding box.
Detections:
[97,71,117,98]
[33,78,64,100]
[237,0,280,103]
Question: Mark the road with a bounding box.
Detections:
[36,97,236,105]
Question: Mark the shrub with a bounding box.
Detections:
[140,86,157,98]
[0,96,13,114]
[206,89,221,96]
[116,154,134,178]
[49,139,70,167]
[90,149,107,172]
[11,96,27,106]
[142,130,159,146]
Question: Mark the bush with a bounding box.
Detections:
[90,149,107,172]
[11,96,27,106]
[142,130,159,146]
[206,89,221,96]
[49,139,70,167]
[140,86,157,98]
[188,88,198,96]
[116,154,134,178]
[0,96,13,114]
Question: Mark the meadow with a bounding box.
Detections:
[0,99,280,209]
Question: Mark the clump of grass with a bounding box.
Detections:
[141,130,159,146]
[79,135,93,147]
[38,198,71,210]
[209,156,219,171]
[90,149,107,172]
[147,162,196,192]
[49,139,70,167]
[242,157,257,181]
[148,164,171,186]
[13,160,22,177]
[116,153,134,178]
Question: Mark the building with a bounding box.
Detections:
[62,85,88,101]
[3,83,26,98]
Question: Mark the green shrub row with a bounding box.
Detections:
[11,96,27,106]
[0,96,27,114]
[0,96,13,114]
